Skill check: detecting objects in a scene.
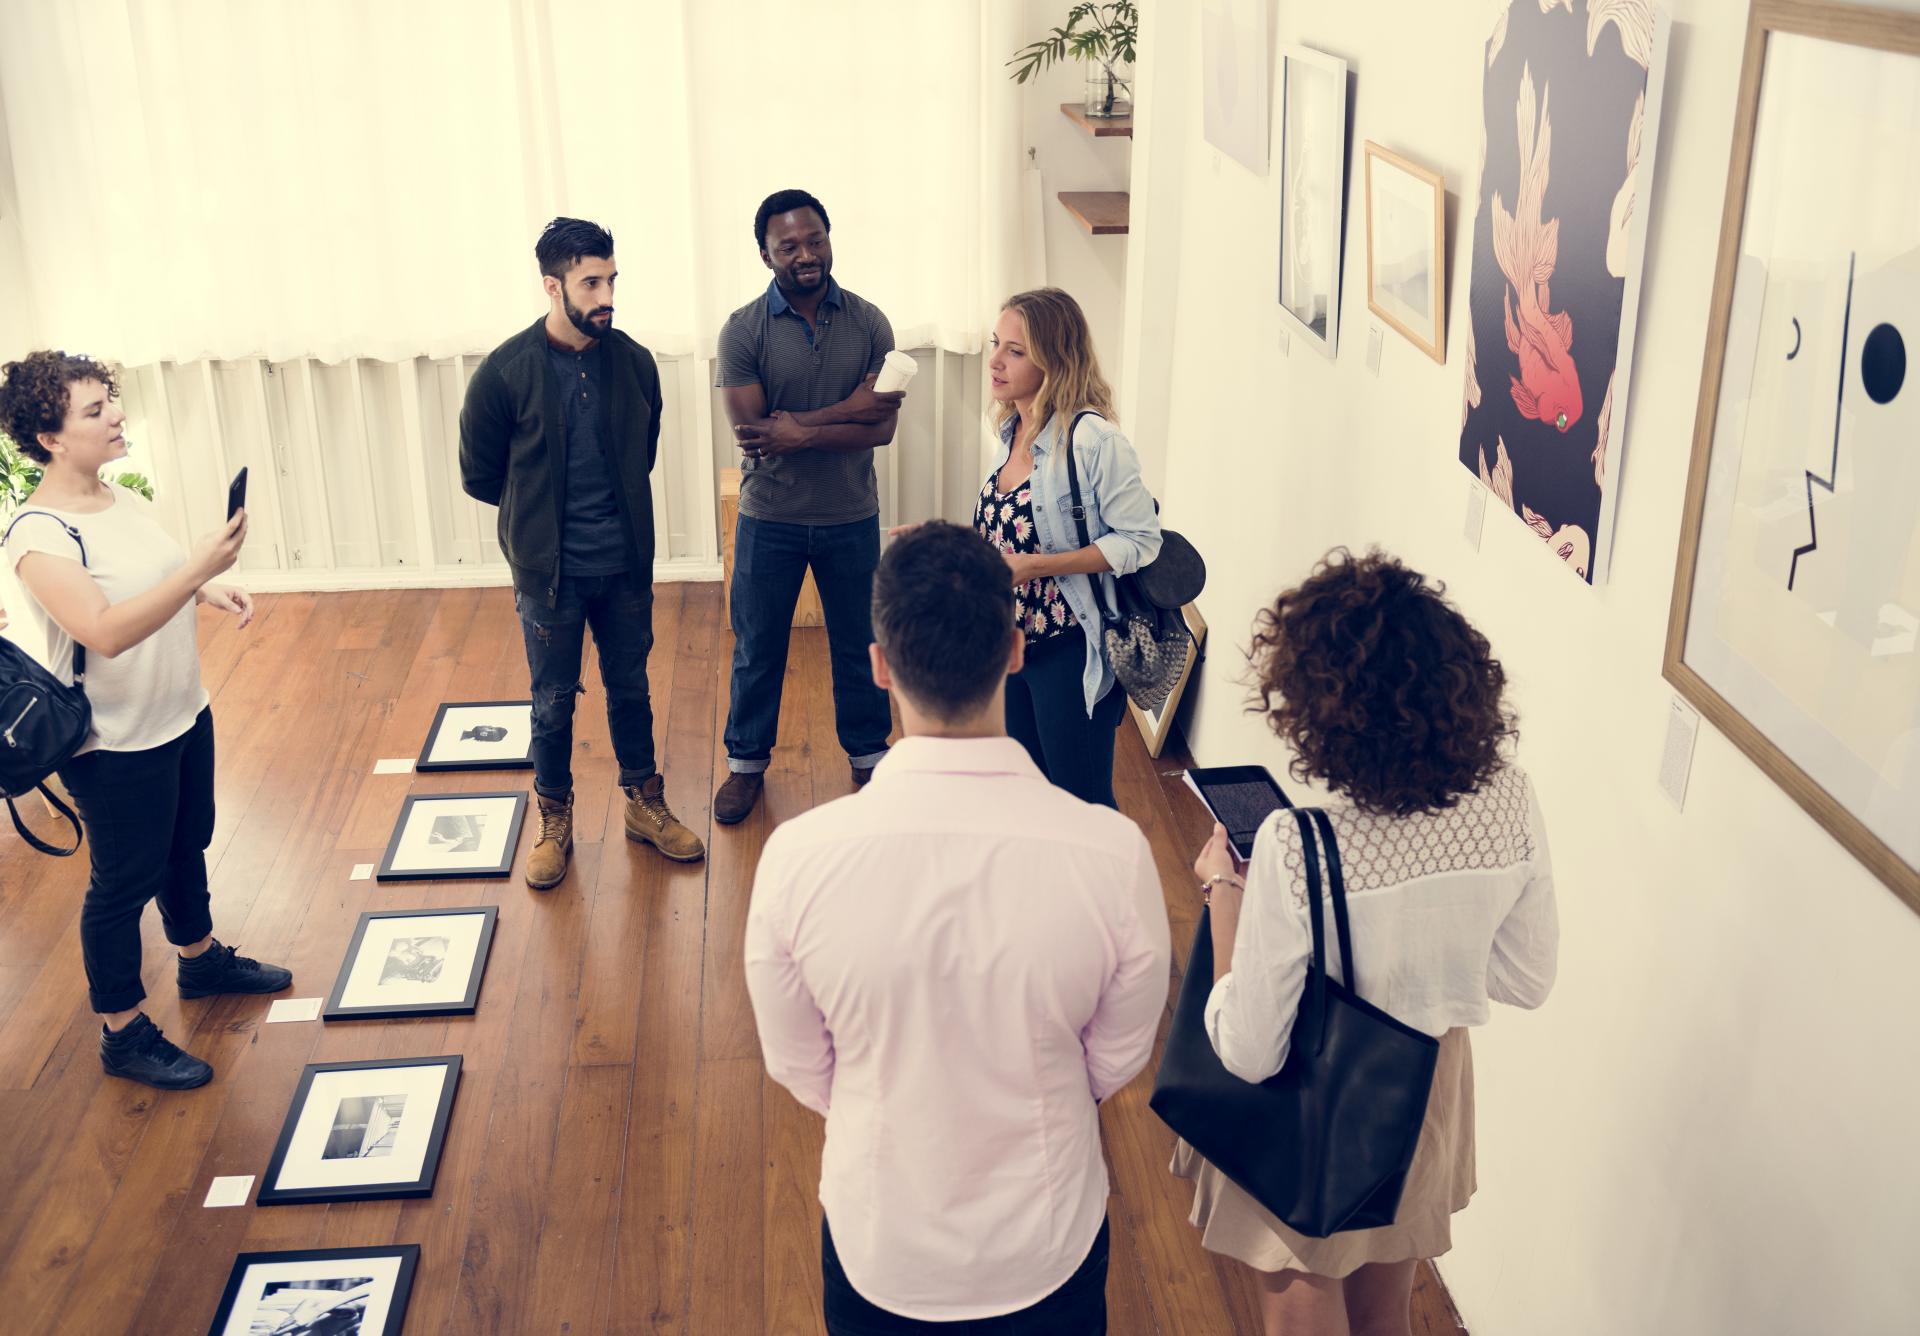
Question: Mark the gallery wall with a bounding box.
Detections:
[0,91,33,365]
[1127,0,1920,1332]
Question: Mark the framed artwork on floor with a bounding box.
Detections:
[1458,0,1672,586]
[1130,603,1208,759]
[1364,142,1447,363]
[376,791,527,882]
[1277,44,1351,359]
[322,906,499,1021]
[259,1056,461,1206]
[205,1245,419,1336]
[417,700,534,771]
[1664,0,1920,915]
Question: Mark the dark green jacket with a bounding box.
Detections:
[458,318,662,606]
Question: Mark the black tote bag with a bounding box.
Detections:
[0,511,91,856]
[1149,807,1439,1238]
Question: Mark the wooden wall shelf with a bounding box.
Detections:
[1060,102,1134,137]
[1057,191,1130,236]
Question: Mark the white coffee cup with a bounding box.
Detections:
[873,350,918,395]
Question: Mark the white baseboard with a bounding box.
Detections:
[231,559,724,595]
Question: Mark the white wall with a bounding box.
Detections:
[1130,1,1920,1332]
[0,84,35,364]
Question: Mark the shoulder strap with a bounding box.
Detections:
[1291,808,1332,1056]
[1306,808,1356,996]
[7,784,82,857]
[2,511,89,682]
[1062,410,1101,546]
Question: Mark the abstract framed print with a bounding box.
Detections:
[1129,603,1208,760]
[322,907,498,1021]
[259,1056,461,1206]
[375,791,526,882]
[1665,0,1920,915]
[205,1245,419,1336]
[1277,44,1350,358]
[417,700,534,771]
[1364,143,1447,363]
[1459,0,1671,586]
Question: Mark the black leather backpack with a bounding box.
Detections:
[1,512,92,855]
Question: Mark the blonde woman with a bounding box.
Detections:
[973,288,1160,808]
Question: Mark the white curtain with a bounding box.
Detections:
[0,0,1027,365]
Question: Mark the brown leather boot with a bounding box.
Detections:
[625,775,706,862]
[713,771,764,825]
[526,790,574,890]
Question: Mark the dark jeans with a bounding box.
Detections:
[516,571,656,798]
[724,513,891,773]
[58,707,217,1015]
[822,1216,1110,1335]
[1005,632,1127,808]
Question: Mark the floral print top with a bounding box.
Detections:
[974,472,1078,644]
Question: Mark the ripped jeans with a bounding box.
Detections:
[515,572,656,800]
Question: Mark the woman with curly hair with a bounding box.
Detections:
[1,351,290,1091]
[1175,549,1558,1336]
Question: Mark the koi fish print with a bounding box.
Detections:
[1491,63,1583,434]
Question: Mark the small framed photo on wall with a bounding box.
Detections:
[376,792,527,882]
[322,906,499,1021]
[417,700,534,771]
[1277,44,1351,358]
[1364,142,1447,363]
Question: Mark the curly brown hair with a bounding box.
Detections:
[0,351,120,464]
[1248,548,1516,816]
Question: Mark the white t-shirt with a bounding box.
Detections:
[3,484,208,754]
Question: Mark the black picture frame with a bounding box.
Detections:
[205,1244,419,1336]
[322,906,499,1021]
[375,791,527,882]
[258,1056,462,1206]
[416,699,535,772]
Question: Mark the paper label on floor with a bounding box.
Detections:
[1659,696,1701,812]
[204,1175,254,1208]
[373,757,415,774]
[349,863,374,881]
[265,997,322,1024]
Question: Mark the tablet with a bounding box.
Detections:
[1183,765,1292,862]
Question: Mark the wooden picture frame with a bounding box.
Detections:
[376,791,527,882]
[322,906,499,1021]
[259,1056,462,1206]
[1130,602,1208,759]
[205,1245,420,1336]
[1364,142,1447,363]
[1663,0,1920,915]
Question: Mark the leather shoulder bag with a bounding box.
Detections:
[1149,806,1439,1237]
[1063,411,1206,712]
[0,511,91,856]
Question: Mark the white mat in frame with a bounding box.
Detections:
[323,906,498,1021]
[376,791,527,881]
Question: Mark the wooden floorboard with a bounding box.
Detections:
[0,585,1465,1334]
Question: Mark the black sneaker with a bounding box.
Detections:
[100,1013,213,1090]
[178,939,293,999]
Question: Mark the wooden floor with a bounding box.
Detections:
[0,585,1466,1335]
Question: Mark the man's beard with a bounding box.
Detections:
[564,292,612,340]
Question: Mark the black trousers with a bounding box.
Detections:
[58,707,217,1014]
[822,1216,1110,1335]
[1005,632,1127,809]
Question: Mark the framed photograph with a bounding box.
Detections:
[1364,142,1447,364]
[1458,0,1671,587]
[259,1056,461,1206]
[1129,602,1208,760]
[376,791,526,882]
[1277,44,1350,358]
[417,700,534,771]
[205,1244,419,1336]
[1665,1,1920,916]
[322,907,498,1021]
[1200,0,1270,173]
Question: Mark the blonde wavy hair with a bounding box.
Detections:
[988,287,1116,436]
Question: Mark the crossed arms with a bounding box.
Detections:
[724,376,903,461]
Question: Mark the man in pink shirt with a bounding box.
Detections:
[745,522,1171,1334]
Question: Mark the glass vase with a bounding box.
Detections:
[1084,62,1134,119]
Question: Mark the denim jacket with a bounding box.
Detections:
[991,411,1162,716]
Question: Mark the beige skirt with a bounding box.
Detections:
[1169,1026,1476,1278]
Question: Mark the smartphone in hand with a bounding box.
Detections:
[226,467,249,521]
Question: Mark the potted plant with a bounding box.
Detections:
[1008,2,1138,119]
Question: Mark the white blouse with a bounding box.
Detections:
[1205,766,1558,1084]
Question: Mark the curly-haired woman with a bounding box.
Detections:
[1176,549,1558,1336]
[2,351,290,1091]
